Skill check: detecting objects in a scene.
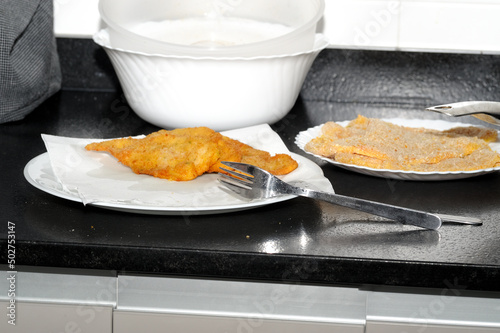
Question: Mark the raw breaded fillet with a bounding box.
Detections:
[305,115,500,172]
[85,127,298,181]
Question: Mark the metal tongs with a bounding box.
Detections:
[426,101,500,126]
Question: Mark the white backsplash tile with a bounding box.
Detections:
[322,0,400,50]
[53,0,500,54]
[398,0,500,53]
[54,0,101,37]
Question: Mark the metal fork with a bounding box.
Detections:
[218,162,482,230]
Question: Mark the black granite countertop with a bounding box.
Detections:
[1,39,500,293]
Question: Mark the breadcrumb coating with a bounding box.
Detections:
[305,115,500,172]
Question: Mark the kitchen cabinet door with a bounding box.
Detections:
[0,301,112,333]
[113,311,364,333]
[367,321,500,333]
[114,275,367,333]
[366,290,500,333]
[0,270,116,332]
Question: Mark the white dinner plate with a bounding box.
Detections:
[27,124,333,215]
[24,152,332,215]
[295,118,500,181]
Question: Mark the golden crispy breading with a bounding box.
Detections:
[207,136,298,175]
[85,127,298,181]
[305,115,500,172]
[86,127,221,181]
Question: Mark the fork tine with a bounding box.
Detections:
[219,166,254,182]
[220,161,254,174]
[218,172,252,189]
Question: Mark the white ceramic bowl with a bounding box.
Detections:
[94,31,328,131]
[99,0,325,57]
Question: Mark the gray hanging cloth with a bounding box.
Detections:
[0,0,61,123]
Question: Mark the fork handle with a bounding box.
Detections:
[293,187,442,230]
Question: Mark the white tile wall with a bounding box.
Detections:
[322,0,401,50]
[398,0,500,53]
[54,0,101,38]
[53,0,500,54]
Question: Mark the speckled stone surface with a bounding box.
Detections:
[1,39,500,293]
[301,48,500,107]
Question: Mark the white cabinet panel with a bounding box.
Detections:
[114,275,366,333]
[0,301,112,333]
[366,290,500,333]
[0,270,115,332]
[114,311,363,333]
[367,321,500,333]
[0,270,116,306]
[2,270,499,332]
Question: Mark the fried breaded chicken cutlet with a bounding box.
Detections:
[305,115,500,172]
[85,127,298,181]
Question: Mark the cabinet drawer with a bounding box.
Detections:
[0,301,112,333]
[367,321,500,333]
[113,311,364,333]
